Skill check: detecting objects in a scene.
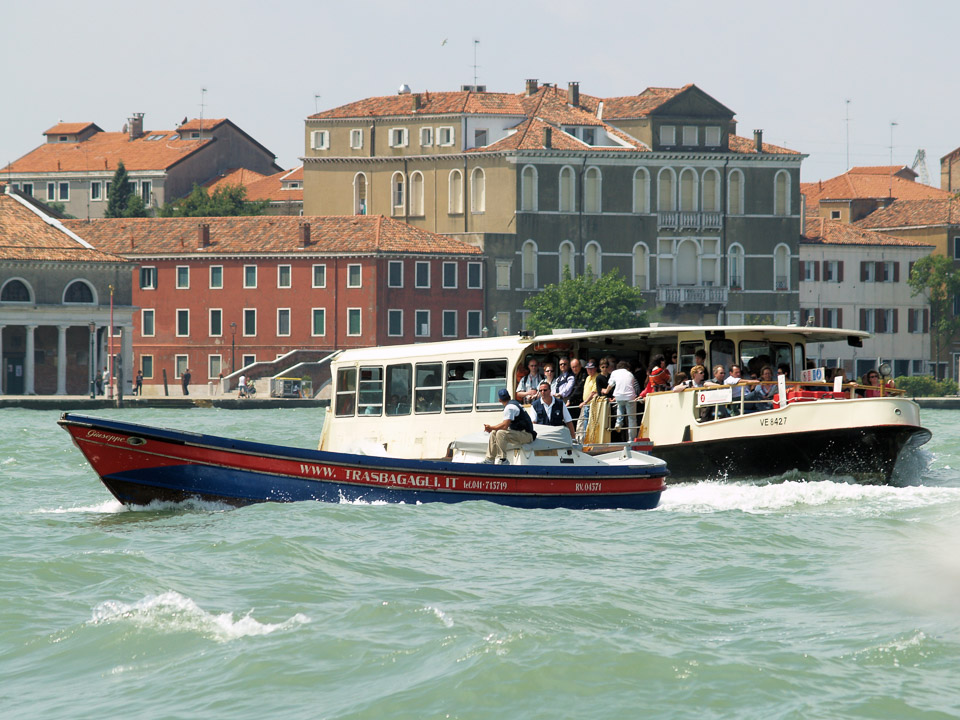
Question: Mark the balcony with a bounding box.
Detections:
[656,285,729,306]
[657,211,722,231]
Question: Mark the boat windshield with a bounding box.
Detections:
[739,340,793,379]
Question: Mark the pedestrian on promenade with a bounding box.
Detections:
[134,370,143,396]
[181,368,191,396]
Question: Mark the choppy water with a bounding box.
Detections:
[3,406,960,719]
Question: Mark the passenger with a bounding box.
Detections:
[673,365,707,392]
[665,351,678,385]
[724,364,746,415]
[694,348,707,370]
[576,360,601,436]
[608,360,640,431]
[516,357,545,402]
[640,355,669,398]
[567,357,587,416]
[861,370,894,397]
[704,364,729,419]
[554,357,575,403]
[542,362,558,396]
[482,388,537,463]
[531,381,576,439]
[744,366,777,412]
[777,363,791,379]
[595,358,611,400]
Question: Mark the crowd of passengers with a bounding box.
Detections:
[510,351,896,438]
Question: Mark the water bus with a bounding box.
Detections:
[321,325,930,482]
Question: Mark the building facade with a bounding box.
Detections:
[2,116,282,219]
[799,218,932,379]
[302,81,805,332]
[64,215,484,393]
[0,186,134,395]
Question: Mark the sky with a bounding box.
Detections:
[3,0,956,186]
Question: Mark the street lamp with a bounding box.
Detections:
[230,322,237,373]
[88,322,96,398]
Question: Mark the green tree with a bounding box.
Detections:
[105,161,133,218]
[908,254,960,379]
[523,268,646,335]
[159,183,268,217]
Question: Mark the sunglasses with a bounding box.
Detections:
[538,388,551,392]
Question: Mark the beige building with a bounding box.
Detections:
[303,81,805,332]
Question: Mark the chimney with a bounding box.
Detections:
[543,127,552,149]
[198,223,210,248]
[412,93,422,111]
[753,129,763,153]
[299,222,311,247]
[128,112,145,141]
[525,78,539,96]
[567,82,580,107]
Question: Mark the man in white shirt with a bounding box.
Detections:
[530,381,576,438]
[238,374,247,398]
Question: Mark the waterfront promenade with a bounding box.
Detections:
[0,394,326,410]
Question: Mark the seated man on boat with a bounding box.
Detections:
[482,389,538,464]
[530,381,576,439]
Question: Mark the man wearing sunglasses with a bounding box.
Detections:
[531,381,576,439]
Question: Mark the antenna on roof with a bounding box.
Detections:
[844,99,851,170]
[472,39,480,86]
[889,121,898,197]
[200,87,207,135]
[314,93,321,114]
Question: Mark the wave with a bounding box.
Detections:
[89,591,309,642]
[657,479,960,514]
[33,500,127,514]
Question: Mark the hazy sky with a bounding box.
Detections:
[3,0,955,185]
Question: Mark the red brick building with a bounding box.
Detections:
[65,215,484,390]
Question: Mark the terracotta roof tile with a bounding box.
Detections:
[62,215,483,257]
[848,165,916,178]
[599,86,689,118]
[177,118,227,132]
[853,198,960,229]
[0,191,128,263]
[727,134,800,155]
[201,167,302,203]
[44,122,101,136]
[203,168,269,191]
[802,167,949,207]
[802,217,934,247]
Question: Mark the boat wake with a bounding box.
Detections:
[89,591,310,642]
[33,498,236,515]
[33,500,127,515]
[657,479,960,514]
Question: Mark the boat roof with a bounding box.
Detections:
[332,325,867,365]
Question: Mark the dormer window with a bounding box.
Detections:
[682,126,698,145]
[582,128,596,146]
[474,129,488,147]
[660,125,676,146]
[190,132,200,139]
[59,135,68,142]
[705,126,721,146]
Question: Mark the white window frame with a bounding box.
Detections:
[387,309,403,337]
[243,265,257,289]
[438,126,454,146]
[409,171,425,216]
[559,241,575,281]
[209,308,222,337]
[350,128,363,149]
[467,261,482,289]
[415,261,430,289]
[311,130,329,150]
[347,263,362,288]
[824,260,839,282]
[174,355,188,379]
[391,171,405,216]
[176,309,190,338]
[140,266,157,290]
[448,169,464,214]
[47,182,56,201]
[347,307,362,336]
[774,169,791,216]
[632,168,650,213]
[141,309,155,337]
[520,165,538,212]
[420,127,433,147]
[442,261,458,289]
[584,241,602,280]
[277,264,292,289]
[389,127,409,148]
[208,354,223,379]
[311,308,326,337]
[863,262,876,282]
[243,308,257,337]
[521,239,538,289]
[442,310,457,338]
[559,166,576,212]
[176,265,190,290]
[466,310,482,337]
[496,260,512,290]
[312,264,327,288]
[727,169,745,215]
[90,181,102,201]
[415,309,430,338]
[705,126,721,146]
[58,181,70,201]
[660,125,676,146]
[241,354,256,367]
[632,242,649,290]
[141,354,154,379]
[209,265,223,289]
[682,126,698,145]
[388,260,404,288]
[774,243,790,291]
[277,308,291,337]
[470,167,485,213]
[658,167,677,211]
[584,166,602,213]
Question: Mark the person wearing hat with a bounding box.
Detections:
[575,361,601,437]
[482,389,537,463]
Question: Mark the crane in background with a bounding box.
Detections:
[912,149,930,185]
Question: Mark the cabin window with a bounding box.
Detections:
[678,341,704,374]
[444,361,475,412]
[385,364,412,416]
[739,341,792,378]
[357,366,383,416]
[414,363,443,413]
[335,367,357,416]
[709,339,734,375]
[793,345,805,381]
[476,360,508,410]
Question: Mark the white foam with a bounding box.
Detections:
[423,606,454,628]
[33,499,127,514]
[657,480,960,514]
[90,591,309,642]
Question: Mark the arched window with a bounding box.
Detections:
[584,166,601,213]
[679,168,698,212]
[584,242,601,280]
[520,165,538,212]
[774,170,790,216]
[632,243,649,289]
[391,172,405,216]
[559,241,576,280]
[521,239,538,289]
[63,280,95,304]
[657,168,676,211]
[353,172,367,215]
[471,167,485,213]
[633,168,650,213]
[728,244,744,289]
[448,169,463,214]
[676,240,698,286]
[559,166,576,212]
[409,171,424,216]
[774,243,790,290]
[727,169,744,215]
[702,168,720,213]
[1,278,31,302]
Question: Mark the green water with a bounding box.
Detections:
[2,407,960,719]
